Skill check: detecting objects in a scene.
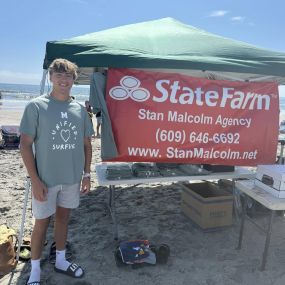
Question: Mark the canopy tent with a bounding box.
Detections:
[42,17,285,86]
[41,17,284,162]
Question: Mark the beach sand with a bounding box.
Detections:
[0,109,24,126]
[2,111,285,285]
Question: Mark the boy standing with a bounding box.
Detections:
[20,58,94,284]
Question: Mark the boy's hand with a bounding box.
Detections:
[81,177,91,195]
[31,178,48,201]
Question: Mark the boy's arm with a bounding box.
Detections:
[20,134,48,201]
[81,136,92,194]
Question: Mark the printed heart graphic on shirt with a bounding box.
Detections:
[60,129,70,142]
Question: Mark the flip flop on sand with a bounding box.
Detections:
[19,247,31,261]
[54,263,84,278]
[15,237,32,261]
[16,238,47,262]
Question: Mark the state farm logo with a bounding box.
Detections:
[109,76,150,102]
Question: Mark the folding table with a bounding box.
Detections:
[95,163,255,240]
[236,179,285,271]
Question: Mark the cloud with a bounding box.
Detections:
[208,10,228,17]
[0,70,42,85]
[231,16,245,22]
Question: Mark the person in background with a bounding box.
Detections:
[95,111,102,138]
[20,58,94,284]
[85,100,96,138]
[84,100,93,122]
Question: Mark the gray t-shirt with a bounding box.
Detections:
[20,94,94,187]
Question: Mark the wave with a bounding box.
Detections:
[0,82,90,100]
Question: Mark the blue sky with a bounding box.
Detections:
[0,0,285,94]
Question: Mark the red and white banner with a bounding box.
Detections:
[105,68,279,166]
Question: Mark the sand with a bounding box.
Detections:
[2,110,285,285]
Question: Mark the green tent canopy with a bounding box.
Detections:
[43,17,285,84]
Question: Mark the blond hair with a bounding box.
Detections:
[48,58,78,80]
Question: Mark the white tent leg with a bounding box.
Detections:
[16,176,31,262]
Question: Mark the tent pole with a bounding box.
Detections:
[40,69,48,95]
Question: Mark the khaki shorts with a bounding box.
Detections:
[32,183,80,219]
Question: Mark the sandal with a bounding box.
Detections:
[49,241,72,264]
[54,263,84,278]
[15,237,32,261]
[25,276,41,284]
[19,247,31,261]
[149,243,170,264]
[114,248,125,267]
[156,243,170,264]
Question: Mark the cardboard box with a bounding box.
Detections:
[181,182,233,229]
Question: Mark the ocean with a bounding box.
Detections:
[1,82,285,119]
[0,83,89,110]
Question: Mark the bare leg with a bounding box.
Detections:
[28,217,50,283]
[54,206,70,250]
[54,206,84,277]
[96,125,100,137]
[97,123,101,136]
[31,217,50,259]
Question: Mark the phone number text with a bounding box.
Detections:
[155,129,240,144]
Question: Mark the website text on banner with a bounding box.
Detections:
[105,68,279,166]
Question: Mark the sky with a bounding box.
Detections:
[0,0,285,94]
